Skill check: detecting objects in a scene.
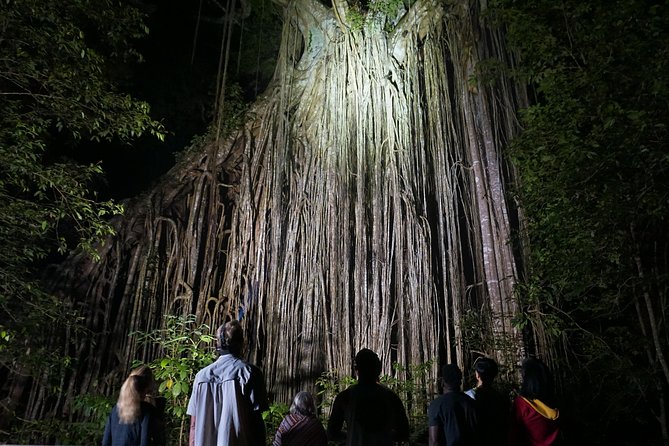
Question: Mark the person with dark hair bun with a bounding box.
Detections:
[509,357,560,445]
[327,348,409,446]
[102,365,163,446]
[427,364,478,446]
[465,357,509,445]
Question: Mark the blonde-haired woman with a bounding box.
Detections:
[102,365,163,446]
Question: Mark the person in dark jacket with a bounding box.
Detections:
[102,365,163,446]
[428,364,478,446]
[327,348,410,446]
[465,357,510,444]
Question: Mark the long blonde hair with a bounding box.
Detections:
[117,365,153,424]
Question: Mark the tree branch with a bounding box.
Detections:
[280,0,338,75]
[390,0,443,63]
[392,0,442,39]
[330,0,350,30]
[290,0,336,34]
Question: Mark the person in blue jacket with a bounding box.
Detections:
[102,365,163,446]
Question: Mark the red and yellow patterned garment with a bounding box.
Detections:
[509,396,560,446]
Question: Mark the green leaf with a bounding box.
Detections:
[172,381,181,397]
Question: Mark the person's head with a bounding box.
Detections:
[217,320,244,356]
[354,348,382,383]
[474,357,498,385]
[118,365,154,424]
[290,391,317,417]
[520,357,555,404]
[441,364,463,392]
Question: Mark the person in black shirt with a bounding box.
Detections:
[327,348,410,446]
[428,364,478,446]
[465,357,510,445]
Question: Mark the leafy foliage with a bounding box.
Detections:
[340,0,415,32]
[262,401,290,444]
[6,392,113,445]
[315,370,358,417]
[380,361,434,443]
[0,0,163,435]
[493,0,669,443]
[133,315,217,445]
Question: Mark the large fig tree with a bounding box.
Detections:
[26,0,529,419]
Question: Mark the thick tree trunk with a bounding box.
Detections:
[445,0,527,367]
[28,0,528,416]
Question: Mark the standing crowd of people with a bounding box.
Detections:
[102,321,560,446]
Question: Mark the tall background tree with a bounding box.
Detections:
[497,0,669,444]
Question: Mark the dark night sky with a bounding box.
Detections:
[93,0,280,199]
[88,1,228,199]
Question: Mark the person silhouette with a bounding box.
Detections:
[327,348,410,446]
[509,357,560,446]
[465,357,509,445]
[427,363,478,446]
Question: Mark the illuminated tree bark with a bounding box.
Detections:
[41,0,528,411]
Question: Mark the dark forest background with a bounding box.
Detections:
[1,0,668,444]
[73,0,280,199]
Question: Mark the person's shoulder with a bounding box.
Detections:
[232,357,261,381]
[138,400,154,414]
[376,382,396,394]
[248,362,265,375]
[458,391,476,404]
[428,394,445,417]
[107,404,119,420]
[379,384,404,401]
[375,384,406,408]
[477,385,502,396]
[192,358,218,381]
[442,391,474,408]
[201,355,223,371]
[512,394,531,413]
[429,393,447,407]
[215,358,263,393]
[333,384,354,401]
[461,392,478,411]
